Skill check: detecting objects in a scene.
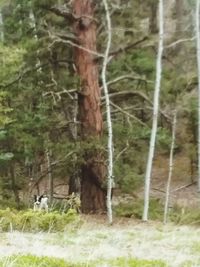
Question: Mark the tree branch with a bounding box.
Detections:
[101,74,153,89]
[109,101,147,126]
[102,90,171,122]
[109,36,148,58]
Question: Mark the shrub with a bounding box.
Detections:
[114,198,164,220]
[0,208,81,232]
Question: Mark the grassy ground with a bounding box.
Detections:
[0,215,200,267]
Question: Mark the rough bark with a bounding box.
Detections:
[196,0,200,192]
[72,0,106,213]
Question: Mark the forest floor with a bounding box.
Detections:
[0,215,200,267]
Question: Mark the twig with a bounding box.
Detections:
[110,101,147,126]
[109,36,148,58]
[165,36,196,49]
[172,181,197,192]
[100,74,153,89]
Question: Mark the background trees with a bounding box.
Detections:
[0,0,199,217]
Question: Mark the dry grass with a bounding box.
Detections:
[0,216,200,266]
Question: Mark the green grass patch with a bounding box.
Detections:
[0,208,81,232]
[108,257,167,267]
[0,255,81,267]
[0,255,167,267]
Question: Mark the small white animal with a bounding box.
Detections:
[33,195,48,212]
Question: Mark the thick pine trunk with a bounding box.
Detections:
[72,0,106,213]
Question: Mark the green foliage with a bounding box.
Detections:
[114,198,163,220]
[0,208,80,232]
[170,206,200,225]
[115,164,144,193]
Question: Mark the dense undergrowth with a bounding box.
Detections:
[114,198,200,226]
[0,208,80,232]
[1,199,200,233]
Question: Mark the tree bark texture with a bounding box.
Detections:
[72,0,106,213]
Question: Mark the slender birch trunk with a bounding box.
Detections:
[0,9,4,42]
[29,9,41,71]
[46,149,53,204]
[164,110,177,224]
[196,0,200,192]
[143,0,164,221]
[102,0,113,224]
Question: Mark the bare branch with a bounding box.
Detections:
[48,5,98,23]
[110,101,147,126]
[48,6,74,20]
[165,36,196,49]
[109,36,148,59]
[101,74,153,89]
[49,35,104,58]
[102,90,171,122]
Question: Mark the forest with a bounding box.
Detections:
[0,0,200,266]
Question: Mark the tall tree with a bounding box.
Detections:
[196,0,200,192]
[164,110,177,224]
[102,0,113,223]
[143,0,164,221]
[72,0,106,213]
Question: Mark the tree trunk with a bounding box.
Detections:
[10,164,20,209]
[164,110,177,224]
[196,0,200,192]
[0,8,4,42]
[46,149,53,204]
[72,0,106,213]
[143,0,164,221]
[102,0,113,224]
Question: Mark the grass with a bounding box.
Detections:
[0,255,79,267]
[0,208,81,232]
[0,255,167,267]
[1,206,200,266]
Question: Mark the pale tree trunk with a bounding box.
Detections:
[143,0,164,221]
[46,149,53,204]
[164,110,177,224]
[72,0,106,213]
[102,0,113,224]
[196,0,200,193]
[29,9,41,71]
[0,9,4,42]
